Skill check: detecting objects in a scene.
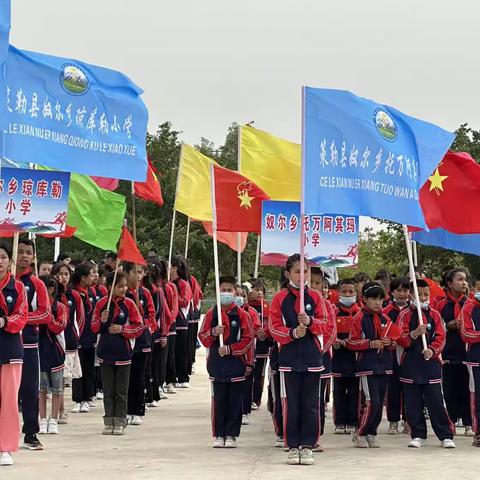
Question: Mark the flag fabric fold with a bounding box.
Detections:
[202,222,248,252]
[118,226,146,265]
[134,159,163,206]
[412,228,480,257]
[91,176,119,191]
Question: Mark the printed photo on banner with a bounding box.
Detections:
[0,167,70,235]
[261,200,358,268]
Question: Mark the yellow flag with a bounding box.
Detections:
[175,144,217,221]
[240,125,301,201]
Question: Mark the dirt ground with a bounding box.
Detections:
[6,350,477,479]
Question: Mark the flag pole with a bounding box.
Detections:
[412,240,418,268]
[403,225,428,351]
[106,258,120,313]
[210,163,224,347]
[32,234,38,276]
[130,181,137,242]
[254,234,260,278]
[11,231,19,277]
[54,237,61,263]
[237,125,242,284]
[299,87,306,312]
[184,217,191,259]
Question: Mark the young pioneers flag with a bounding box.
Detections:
[303,88,455,228]
[0,45,148,180]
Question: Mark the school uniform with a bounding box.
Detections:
[383,301,409,424]
[165,281,179,387]
[269,286,333,449]
[16,268,51,436]
[434,292,471,427]
[187,275,203,375]
[242,304,260,416]
[397,306,454,441]
[348,308,393,438]
[92,285,107,396]
[160,281,177,390]
[126,286,155,417]
[199,304,252,439]
[92,296,143,427]
[0,273,28,453]
[460,299,480,435]
[332,302,360,428]
[268,341,283,439]
[250,300,273,407]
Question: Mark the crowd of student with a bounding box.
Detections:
[0,242,202,467]
[198,256,480,466]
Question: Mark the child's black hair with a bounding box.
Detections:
[18,238,35,254]
[280,253,301,288]
[171,255,190,281]
[362,281,386,299]
[354,272,371,284]
[409,279,429,292]
[0,242,12,260]
[39,274,59,297]
[390,276,411,292]
[444,268,468,288]
[72,261,94,285]
[106,271,126,289]
[219,276,237,288]
[338,278,356,289]
[250,277,266,294]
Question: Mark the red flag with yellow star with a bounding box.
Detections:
[420,151,480,233]
[212,164,269,233]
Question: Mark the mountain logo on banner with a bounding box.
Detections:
[374,108,398,142]
[428,165,448,195]
[237,181,255,209]
[60,64,89,95]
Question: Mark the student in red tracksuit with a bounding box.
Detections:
[460,273,480,447]
[92,272,143,435]
[199,276,252,449]
[397,279,455,448]
[16,239,51,451]
[38,275,68,435]
[0,243,28,467]
[187,270,203,375]
[433,268,473,436]
[383,276,410,435]
[165,261,179,395]
[348,282,393,449]
[269,254,334,466]
[170,256,193,389]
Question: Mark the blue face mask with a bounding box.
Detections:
[220,292,235,306]
[475,292,480,301]
[340,296,356,307]
[233,296,245,308]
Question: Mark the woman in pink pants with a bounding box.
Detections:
[0,243,28,466]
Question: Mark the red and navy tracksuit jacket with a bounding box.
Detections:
[16,268,51,350]
[199,304,252,382]
[348,309,393,376]
[165,281,178,336]
[433,292,466,364]
[460,299,480,367]
[150,285,169,344]
[126,286,155,354]
[250,300,273,359]
[60,288,85,354]
[332,303,360,378]
[383,302,407,324]
[74,285,98,349]
[397,306,445,384]
[188,275,203,323]
[38,299,68,373]
[242,304,260,372]
[92,296,144,365]
[171,278,192,334]
[92,284,108,302]
[321,299,337,379]
[269,286,333,373]
[0,273,28,365]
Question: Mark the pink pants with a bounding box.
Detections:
[0,363,22,452]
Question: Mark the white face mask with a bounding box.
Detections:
[394,297,409,307]
[475,292,480,301]
[289,280,300,290]
[413,299,429,310]
[340,296,356,307]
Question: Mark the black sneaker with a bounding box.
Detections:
[23,434,43,450]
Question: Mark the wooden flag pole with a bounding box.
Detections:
[54,237,61,263]
[11,232,19,277]
[106,258,120,313]
[32,234,38,276]
[412,240,418,268]
[403,225,428,351]
[130,181,137,243]
[299,87,306,312]
[184,217,191,259]
[237,126,242,284]
[210,163,224,347]
[254,234,261,278]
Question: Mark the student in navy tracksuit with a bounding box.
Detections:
[460,274,480,447]
[0,243,28,466]
[383,276,410,435]
[269,254,334,466]
[92,272,143,435]
[348,283,393,448]
[398,279,455,448]
[332,278,361,434]
[170,256,193,389]
[433,268,473,436]
[72,262,97,414]
[16,239,51,451]
[199,276,252,449]
[187,271,203,375]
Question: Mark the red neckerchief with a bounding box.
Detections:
[446,290,465,318]
[362,306,385,338]
[15,266,32,280]
[0,272,12,315]
[338,303,360,316]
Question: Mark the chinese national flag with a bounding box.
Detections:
[420,151,480,234]
[134,160,163,206]
[213,165,269,233]
[118,226,146,266]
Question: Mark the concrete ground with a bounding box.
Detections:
[6,351,477,479]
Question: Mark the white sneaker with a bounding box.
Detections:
[251,402,259,410]
[178,382,190,389]
[58,413,69,425]
[148,401,160,408]
[334,425,346,434]
[275,436,284,448]
[166,384,177,394]
[442,439,456,449]
[96,391,104,400]
[131,415,142,426]
[88,399,96,408]
[213,437,225,448]
[300,448,314,465]
[224,436,237,448]
[352,434,369,448]
[48,418,59,434]
[242,414,250,425]
[0,452,13,466]
[80,402,90,413]
[71,403,81,413]
[287,448,300,465]
[159,390,168,400]
[465,426,475,437]
[126,415,133,425]
[366,435,380,448]
[191,364,196,374]
[39,418,48,435]
[408,438,425,448]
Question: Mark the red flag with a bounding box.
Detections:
[202,222,248,252]
[420,151,480,234]
[213,165,269,233]
[134,160,163,206]
[90,176,119,191]
[118,226,146,266]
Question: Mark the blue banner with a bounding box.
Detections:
[261,200,359,268]
[303,87,454,228]
[412,229,480,257]
[0,167,70,234]
[0,45,148,181]
[0,0,10,64]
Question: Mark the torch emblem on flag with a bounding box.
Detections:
[237,181,255,209]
